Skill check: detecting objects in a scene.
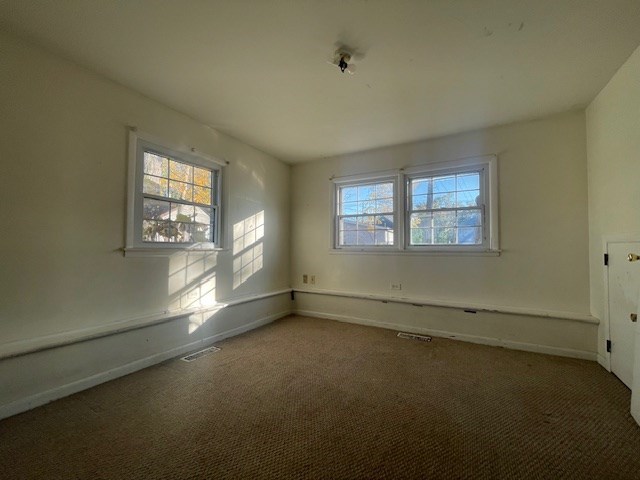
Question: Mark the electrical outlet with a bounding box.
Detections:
[310,275,316,285]
[390,282,402,291]
[303,274,308,284]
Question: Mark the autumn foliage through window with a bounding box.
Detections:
[142,152,217,243]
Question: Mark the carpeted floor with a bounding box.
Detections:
[1,315,640,479]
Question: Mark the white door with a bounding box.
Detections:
[631,287,640,425]
[607,242,640,388]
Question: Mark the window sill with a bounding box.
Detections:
[330,248,501,257]
[122,246,228,258]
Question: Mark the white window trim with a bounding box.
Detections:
[331,170,402,252]
[330,155,499,255]
[124,129,226,256]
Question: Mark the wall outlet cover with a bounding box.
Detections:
[390,282,402,290]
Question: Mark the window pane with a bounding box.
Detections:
[457,173,479,191]
[433,227,455,244]
[144,152,168,177]
[457,209,482,227]
[433,211,456,227]
[456,190,480,207]
[193,167,212,187]
[410,212,432,228]
[374,198,393,213]
[193,224,212,242]
[412,179,430,196]
[143,220,182,243]
[341,186,357,203]
[193,186,212,205]
[374,182,394,199]
[168,180,193,201]
[143,198,170,220]
[143,175,168,197]
[194,206,212,224]
[356,216,375,229]
[341,202,358,215]
[338,220,356,245]
[374,215,394,245]
[433,192,455,209]
[170,203,195,222]
[458,227,482,244]
[357,184,375,201]
[412,194,430,210]
[336,180,396,247]
[357,230,376,245]
[411,228,432,245]
[433,176,455,193]
[169,160,193,183]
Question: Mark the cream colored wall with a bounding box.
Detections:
[291,111,594,352]
[586,45,640,359]
[0,31,290,346]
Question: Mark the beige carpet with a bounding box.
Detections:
[1,315,640,479]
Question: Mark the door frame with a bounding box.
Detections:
[602,233,640,373]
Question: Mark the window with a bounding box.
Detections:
[407,170,483,246]
[335,177,397,248]
[126,131,223,253]
[332,155,498,253]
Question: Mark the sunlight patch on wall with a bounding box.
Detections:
[188,304,225,334]
[168,251,217,312]
[232,211,264,289]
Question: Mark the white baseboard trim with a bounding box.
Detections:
[0,288,292,360]
[295,309,597,361]
[294,288,597,324]
[597,354,611,371]
[0,310,291,421]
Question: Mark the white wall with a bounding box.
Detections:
[586,44,640,360]
[0,31,291,417]
[291,111,596,356]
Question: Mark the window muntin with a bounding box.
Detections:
[141,151,217,244]
[126,132,223,252]
[336,180,396,247]
[331,156,497,254]
[407,170,484,246]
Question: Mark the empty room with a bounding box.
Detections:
[2,1,640,478]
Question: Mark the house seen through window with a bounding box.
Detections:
[142,152,217,244]
[125,132,223,252]
[332,155,497,252]
[337,181,395,247]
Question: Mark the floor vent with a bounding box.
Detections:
[397,332,432,342]
[181,346,220,362]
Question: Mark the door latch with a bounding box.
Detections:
[628,253,640,262]
[631,313,638,323]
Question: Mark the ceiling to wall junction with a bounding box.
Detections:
[1,0,640,163]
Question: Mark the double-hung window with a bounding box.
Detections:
[407,170,483,247]
[332,155,498,253]
[125,131,223,254]
[335,176,397,248]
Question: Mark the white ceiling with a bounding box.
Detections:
[2,1,640,163]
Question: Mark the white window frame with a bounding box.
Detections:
[331,171,401,251]
[330,155,499,254]
[125,129,225,256]
[404,155,498,253]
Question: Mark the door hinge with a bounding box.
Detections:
[606,340,612,353]
[604,253,609,266]
[290,290,295,301]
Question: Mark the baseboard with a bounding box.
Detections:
[295,309,597,361]
[0,310,290,421]
[597,354,611,371]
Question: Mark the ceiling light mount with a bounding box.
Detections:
[329,48,357,75]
